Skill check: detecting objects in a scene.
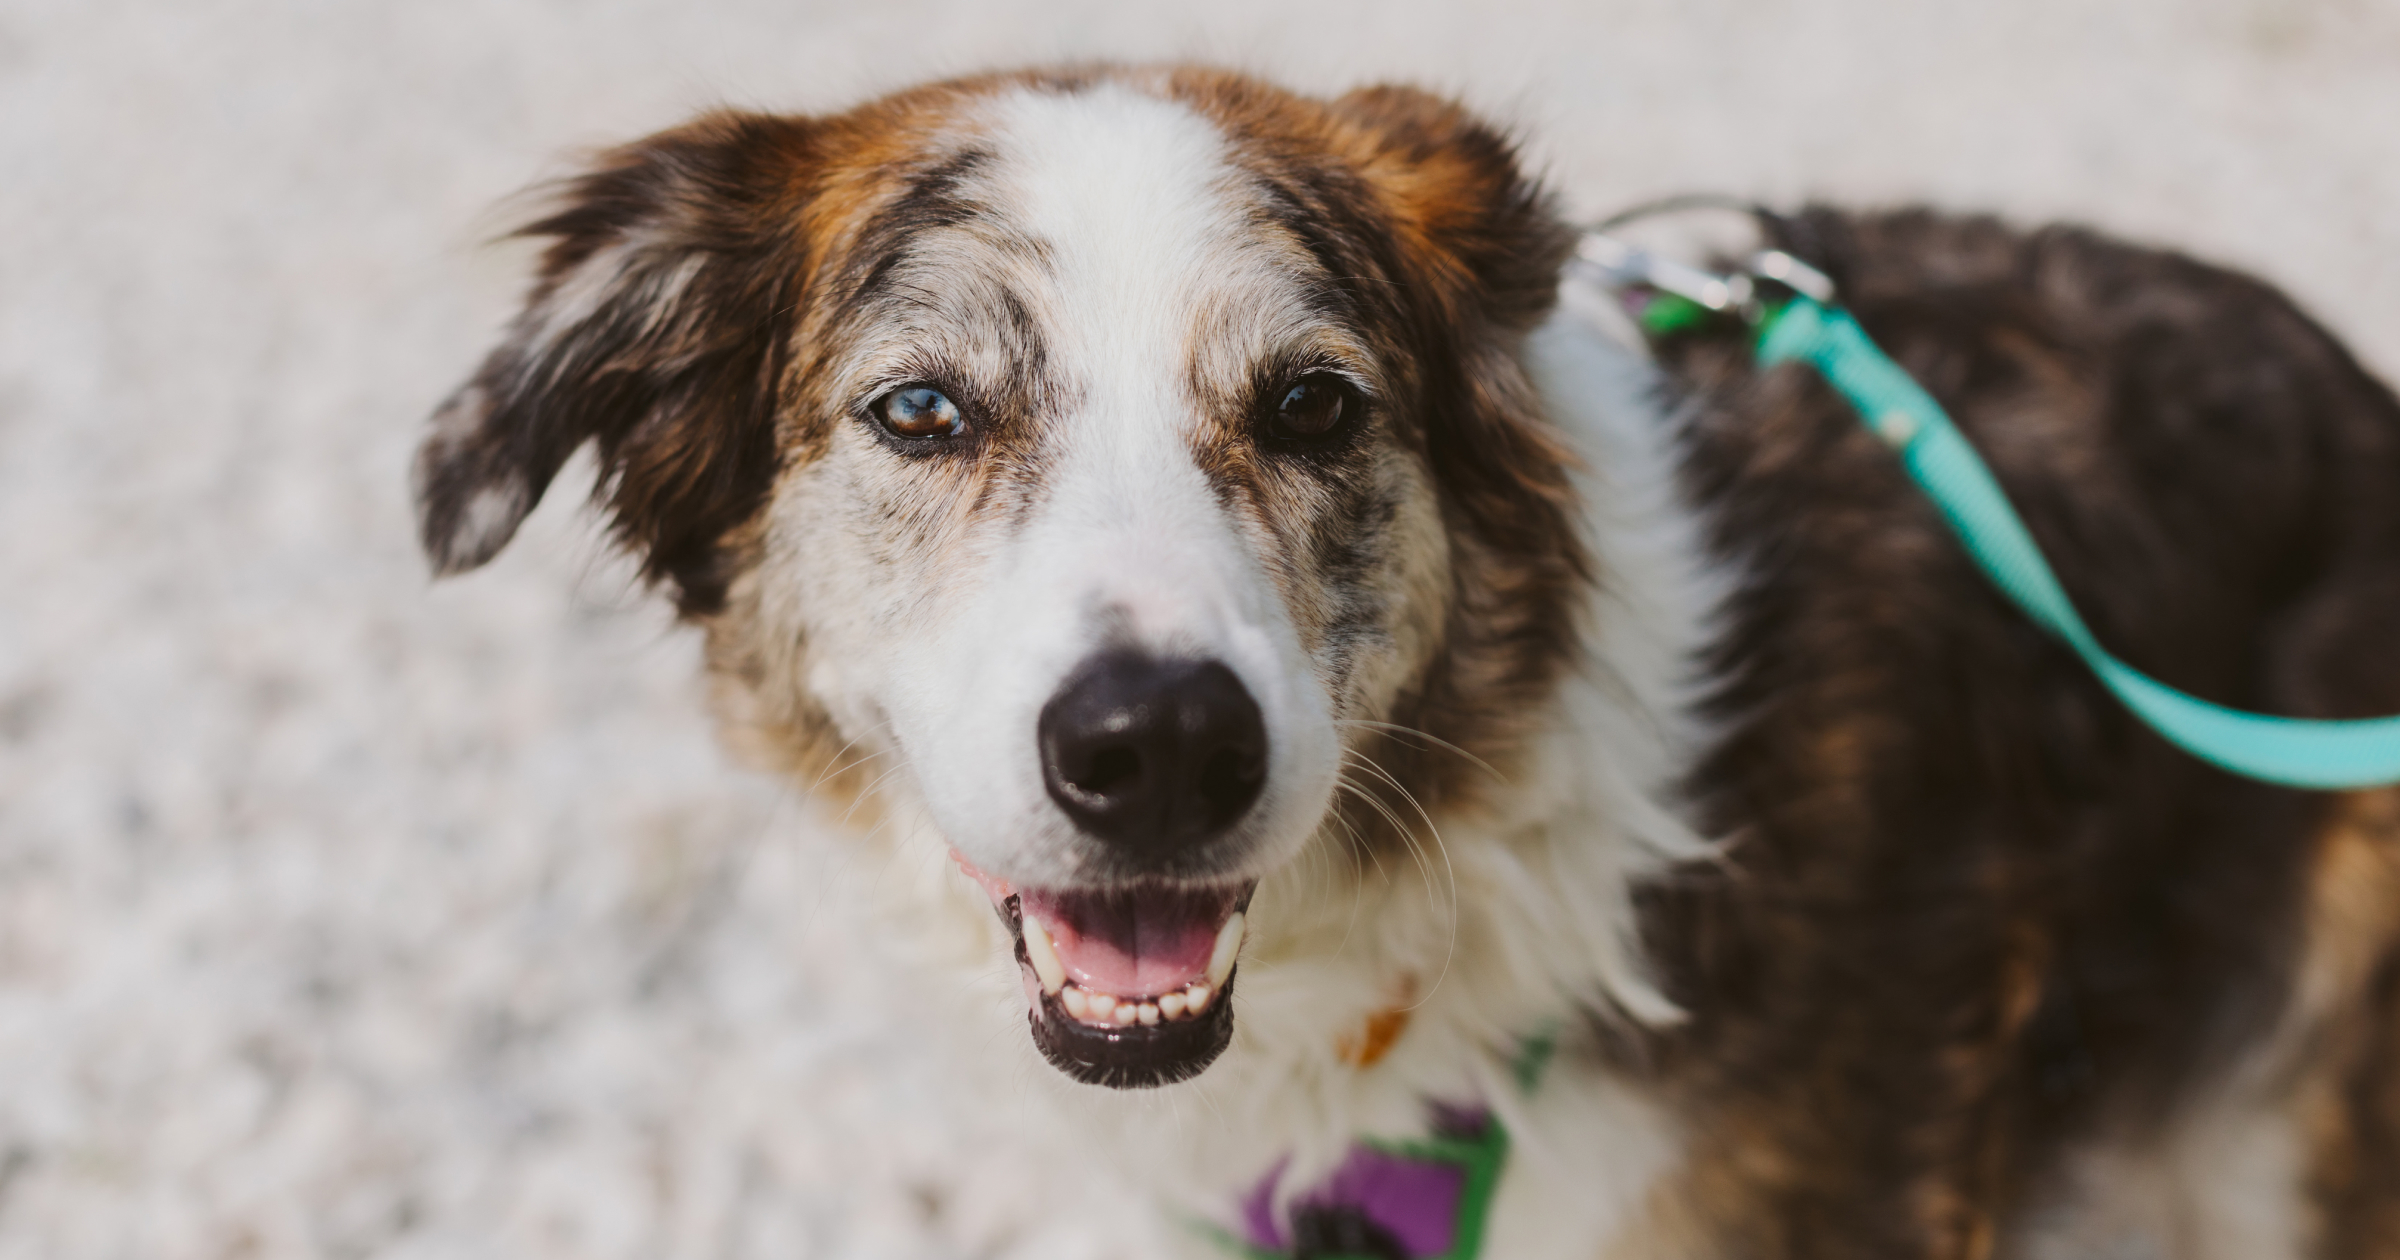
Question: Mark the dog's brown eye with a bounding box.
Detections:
[1264,373,1358,446]
[873,385,965,440]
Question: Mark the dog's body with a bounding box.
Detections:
[416,66,2400,1258]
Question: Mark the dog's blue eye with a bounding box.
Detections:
[874,385,965,440]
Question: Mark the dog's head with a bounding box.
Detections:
[417,67,1586,1088]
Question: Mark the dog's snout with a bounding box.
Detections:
[1038,652,1268,863]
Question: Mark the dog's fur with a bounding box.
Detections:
[415,65,2400,1258]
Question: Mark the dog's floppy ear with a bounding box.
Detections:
[1325,84,1573,339]
[414,110,814,613]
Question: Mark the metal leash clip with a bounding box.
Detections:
[1571,226,1836,332]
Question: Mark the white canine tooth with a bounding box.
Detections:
[1115,1002,1139,1026]
[1158,992,1188,1020]
[1021,914,1067,995]
[1085,992,1116,1023]
[1206,911,1245,989]
[1138,1003,1160,1026]
[1186,982,1213,1014]
[1062,987,1091,1020]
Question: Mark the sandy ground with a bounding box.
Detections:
[4,1,2400,1256]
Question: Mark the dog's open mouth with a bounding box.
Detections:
[955,852,1248,1088]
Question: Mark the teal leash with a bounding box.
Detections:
[1579,229,2400,791]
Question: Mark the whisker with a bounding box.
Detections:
[1338,756,1444,895]
[1335,774,1423,890]
[808,717,899,794]
[839,758,916,828]
[1336,775,1441,942]
[1327,785,1391,886]
[1333,718,1505,785]
[1322,807,1371,957]
[1341,749,1460,1009]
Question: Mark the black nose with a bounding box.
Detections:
[1038,652,1269,864]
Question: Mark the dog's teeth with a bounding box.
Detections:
[1021,914,1067,995]
[1206,911,1245,989]
[1025,905,1244,1028]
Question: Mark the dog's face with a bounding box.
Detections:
[416,67,1586,1088]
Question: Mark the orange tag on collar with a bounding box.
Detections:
[1339,978,1418,1068]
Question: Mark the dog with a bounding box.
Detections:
[413,65,2400,1258]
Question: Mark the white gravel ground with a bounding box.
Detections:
[5,1,2400,1256]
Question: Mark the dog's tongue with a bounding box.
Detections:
[1019,885,1237,997]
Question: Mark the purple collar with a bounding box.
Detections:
[1227,1103,1509,1260]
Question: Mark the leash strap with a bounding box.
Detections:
[1758,297,2400,790]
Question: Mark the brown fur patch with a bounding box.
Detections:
[2296,789,2400,1255]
